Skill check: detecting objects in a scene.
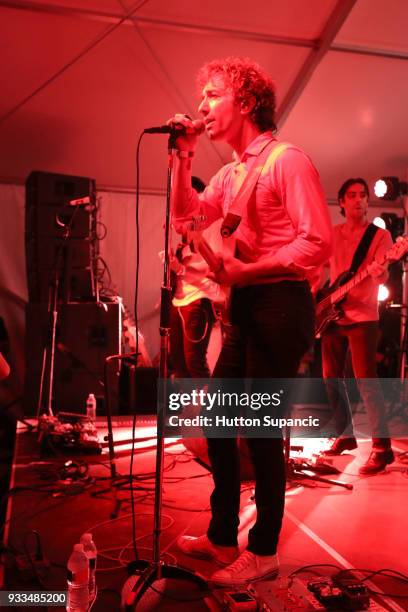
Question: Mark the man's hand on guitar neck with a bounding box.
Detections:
[365,235,408,283]
[366,260,388,283]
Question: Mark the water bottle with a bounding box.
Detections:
[66,543,89,612]
[80,533,97,603]
[86,393,96,421]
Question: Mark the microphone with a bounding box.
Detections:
[69,196,91,206]
[144,119,205,135]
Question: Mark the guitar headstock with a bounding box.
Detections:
[186,214,207,234]
[386,234,408,263]
[184,216,207,253]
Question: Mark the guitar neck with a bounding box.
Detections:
[319,251,387,310]
[332,267,370,300]
[316,234,408,319]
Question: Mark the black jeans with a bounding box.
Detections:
[170,298,215,378]
[207,281,315,555]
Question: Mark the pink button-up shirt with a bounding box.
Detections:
[178,132,332,285]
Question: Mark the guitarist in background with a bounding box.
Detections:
[168,56,332,585]
[169,176,221,378]
[322,178,394,474]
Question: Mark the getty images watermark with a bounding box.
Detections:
[167,387,319,430]
[159,378,408,439]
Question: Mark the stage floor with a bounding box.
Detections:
[2,417,408,611]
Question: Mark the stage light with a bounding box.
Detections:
[373,216,386,229]
[374,179,389,198]
[378,284,389,302]
[374,176,408,200]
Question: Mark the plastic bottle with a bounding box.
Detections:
[86,393,96,421]
[80,533,97,603]
[66,543,89,612]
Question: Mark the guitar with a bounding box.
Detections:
[184,216,235,323]
[315,235,408,337]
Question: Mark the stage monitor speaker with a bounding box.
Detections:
[24,301,121,415]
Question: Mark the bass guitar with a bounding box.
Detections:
[315,235,408,337]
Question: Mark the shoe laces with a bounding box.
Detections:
[224,550,255,574]
[195,535,210,544]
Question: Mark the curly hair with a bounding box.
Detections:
[196,57,277,132]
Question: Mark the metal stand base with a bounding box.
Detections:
[284,430,353,490]
[124,560,208,609]
[286,458,353,490]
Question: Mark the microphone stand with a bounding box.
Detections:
[36,205,82,419]
[125,131,207,608]
[389,192,408,421]
[399,191,408,381]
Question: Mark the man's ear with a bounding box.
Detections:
[240,95,256,115]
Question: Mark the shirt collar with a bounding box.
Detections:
[235,131,276,163]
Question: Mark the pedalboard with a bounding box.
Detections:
[247,576,389,611]
[308,575,369,609]
[248,577,326,611]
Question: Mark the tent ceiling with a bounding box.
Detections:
[0,0,407,201]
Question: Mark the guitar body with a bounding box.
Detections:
[315,301,344,337]
[185,217,235,325]
[315,270,351,335]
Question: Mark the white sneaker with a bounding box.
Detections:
[210,550,279,586]
[177,534,239,566]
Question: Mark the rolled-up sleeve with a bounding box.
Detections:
[272,148,333,273]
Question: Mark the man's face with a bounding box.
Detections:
[198,74,243,142]
[340,182,369,220]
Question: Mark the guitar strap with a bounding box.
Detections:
[348,223,379,278]
[220,140,289,238]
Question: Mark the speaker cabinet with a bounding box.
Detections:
[25,171,97,302]
[26,171,94,207]
[24,302,121,415]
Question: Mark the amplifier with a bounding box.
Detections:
[24,301,121,415]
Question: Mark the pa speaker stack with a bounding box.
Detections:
[24,171,121,415]
[25,170,97,302]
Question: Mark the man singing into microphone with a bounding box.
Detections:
[169,57,332,585]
